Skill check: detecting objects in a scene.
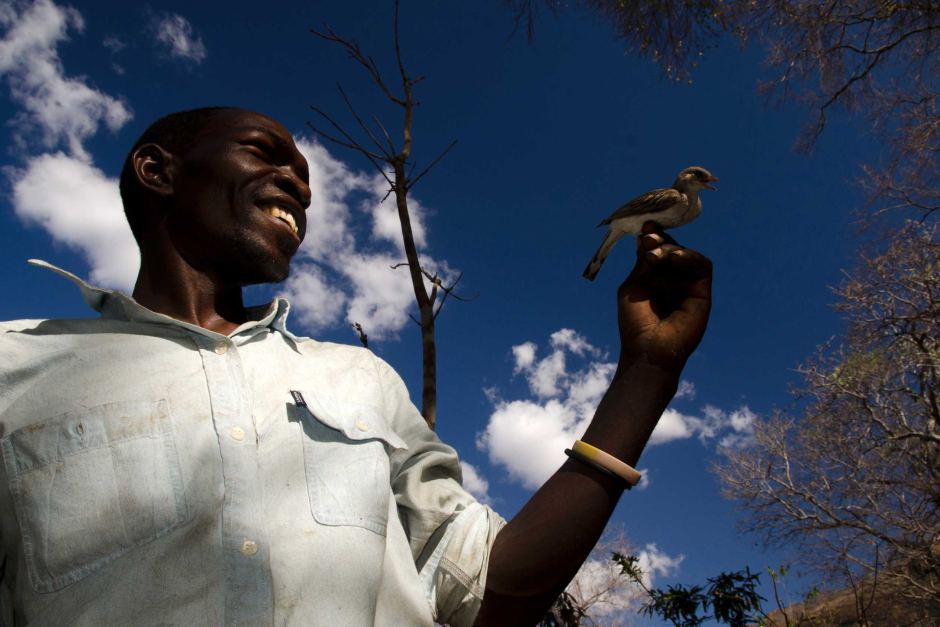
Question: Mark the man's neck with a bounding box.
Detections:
[133,256,248,336]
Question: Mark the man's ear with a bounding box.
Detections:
[132,143,177,197]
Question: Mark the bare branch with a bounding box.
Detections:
[371,114,396,154]
[336,83,393,159]
[310,24,405,106]
[393,0,409,89]
[306,111,393,186]
[408,139,459,191]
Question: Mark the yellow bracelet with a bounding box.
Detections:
[572,440,642,487]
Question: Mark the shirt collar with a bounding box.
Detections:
[28,259,309,344]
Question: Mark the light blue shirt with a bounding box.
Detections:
[0,261,505,626]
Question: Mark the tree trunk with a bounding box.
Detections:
[393,162,437,429]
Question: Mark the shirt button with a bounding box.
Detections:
[241,539,258,556]
[230,427,246,442]
[355,420,369,432]
[214,342,229,355]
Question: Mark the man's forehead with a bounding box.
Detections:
[197,109,292,142]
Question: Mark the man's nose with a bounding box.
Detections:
[276,166,312,209]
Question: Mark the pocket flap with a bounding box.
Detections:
[295,389,408,451]
[3,400,173,475]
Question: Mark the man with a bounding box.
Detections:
[0,108,712,626]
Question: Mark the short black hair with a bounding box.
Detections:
[119,107,239,243]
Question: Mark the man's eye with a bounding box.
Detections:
[246,145,271,160]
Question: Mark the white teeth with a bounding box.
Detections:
[263,206,298,235]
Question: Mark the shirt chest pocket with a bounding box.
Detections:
[294,394,407,536]
[0,399,189,593]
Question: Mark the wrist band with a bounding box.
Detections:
[564,448,631,489]
[572,440,642,487]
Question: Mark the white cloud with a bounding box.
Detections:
[478,329,762,489]
[635,468,651,491]
[459,462,491,505]
[636,543,684,588]
[477,397,580,489]
[102,34,124,53]
[10,151,138,290]
[1,1,136,289]
[510,329,606,400]
[283,137,453,340]
[152,13,206,63]
[727,405,757,432]
[281,263,347,332]
[649,404,758,446]
[0,0,132,160]
[550,328,596,356]
[716,405,757,449]
[675,379,696,400]
[342,252,417,337]
[529,349,567,398]
[648,408,697,445]
[294,138,361,260]
[478,333,615,489]
[511,341,537,373]
[566,361,617,412]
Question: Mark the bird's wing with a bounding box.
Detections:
[598,187,684,226]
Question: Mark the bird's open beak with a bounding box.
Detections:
[704,175,719,190]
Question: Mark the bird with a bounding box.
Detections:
[582,166,718,281]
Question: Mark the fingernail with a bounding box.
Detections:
[648,249,663,258]
[644,234,664,245]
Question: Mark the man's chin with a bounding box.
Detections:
[224,251,293,287]
[238,261,291,286]
[226,235,298,286]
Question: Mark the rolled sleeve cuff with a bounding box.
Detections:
[418,502,506,627]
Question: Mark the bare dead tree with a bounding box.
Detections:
[309,1,469,430]
[716,222,940,622]
[502,1,940,222]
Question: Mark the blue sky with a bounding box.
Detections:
[0,0,884,620]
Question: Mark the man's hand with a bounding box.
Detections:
[617,221,712,371]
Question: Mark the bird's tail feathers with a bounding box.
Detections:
[582,231,621,281]
[583,260,600,281]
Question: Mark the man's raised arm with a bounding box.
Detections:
[475,222,713,626]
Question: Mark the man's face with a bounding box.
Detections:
[166,109,312,285]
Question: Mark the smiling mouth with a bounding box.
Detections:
[260,205,299,237]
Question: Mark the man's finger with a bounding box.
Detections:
[645,243,683,263]
[640,221,679,246]
[664,247,712,277]
[637,233,664,251]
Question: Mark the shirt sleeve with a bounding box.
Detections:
[376,358,507,627]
